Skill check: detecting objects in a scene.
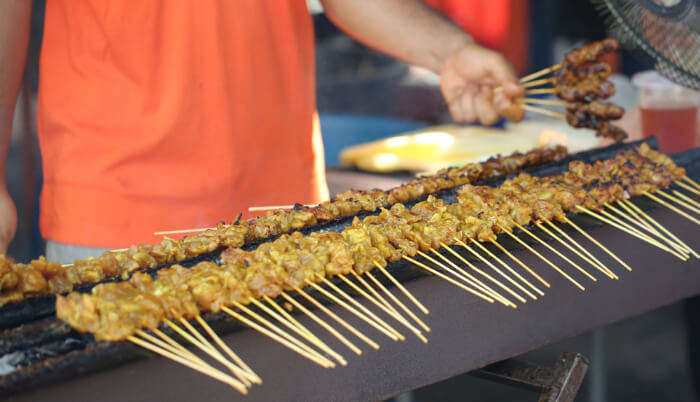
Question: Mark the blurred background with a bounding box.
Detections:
[6,0,699,401]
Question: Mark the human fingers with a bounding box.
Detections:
[475,85,500,126]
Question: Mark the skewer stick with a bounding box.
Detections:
[446,240,525,304]
[402,255,496,304]
[128,335,247,393]
[522,78,554,88]
[612,201,690,256]
[628,194,700,241]
[194,315,261,384]
[151,328,207,367]
[318,275,406,341]
[519,64,562,83]
[166,318,259,378]
[276,293,362,355]
[248,297,345,366]
[455,240,534,302]
[305,279,401,341]
[366,271,431,333]
[676,180,700,195]
[521,104,565,119]
[541,221,616,280]
[470,240,544,297]
[154,228,209,236]
[230,302,334,368]
[564,217,632,272]
[575,205,688,259]
[489,240,551,287]
[656,189,700,215]
[597,204,684,255]
[290,287,380,350]
[521,98,568,107]
[525,88,556,95]
[248,204,315,212]
[499,225,585,291]
[417,250,503,303]
[622,199,698,259]
[682,176,700,191]
[431,247,514,307]
[514,223,597,281]
[350,272,401,317]
[374,262,429,315]
[221,305,333,367]
[137,330,213,375]
[673,190,700,209]
[339,274,427,343]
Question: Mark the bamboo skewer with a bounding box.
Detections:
[374,263,429,315]
[575,206,688,259]
[230,302,334,368]
[149,328,209,369]
[273,294,362,356]
[446,240,526,304]
[519,64,562,83]
[546,220,617,279]
[682,176,700,191]
[318,275,405,341]
[525,88,556,95]
[402,255,496,304]
[470,240,544,297]
[166,317,260,378]
[622,200,698,259]
[248,297,346,366]
[456,240,536,301]
[221,305,333,367]
[339,274,427,343]
[522,78,554,88]
[676,180,700,196]
[351,272,401,318]
[432,246,514,307]
[415,250,500,303]
[564,217,632,272]
[521,98,568,107]
[673,190,700,209]
[129,335,247,393]
[290,287,380,350]
[656,189,700,215]
[136,330,216,379]
[307,278,402,341]
[535,222,604,279]
[366,271,431,333]
[194,315,261,384]
[248,204,316,212]
[490,240,551,287]
[514,223,597,282]
[521,104,566,119]
[498,226,585,291]
[154,228,209,236]
[611,201,690,256]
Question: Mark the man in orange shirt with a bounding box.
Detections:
[0,0,523,262]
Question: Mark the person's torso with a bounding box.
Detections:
[38,0,327,247]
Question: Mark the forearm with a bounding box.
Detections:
[0,0,32,187]
[320,0,473,73]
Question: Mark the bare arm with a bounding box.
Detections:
[320,0,523,125]
[0,0,32,253]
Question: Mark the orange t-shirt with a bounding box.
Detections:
[38,1,328,248]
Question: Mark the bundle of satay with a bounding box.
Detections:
[50,142,699,392]
[497,38,629,141]
[0,146,567,307]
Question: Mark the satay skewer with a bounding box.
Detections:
[525,88,556,95]
[489,240,551,287]
[656,190,700,215]
[540,221,616,279]
[677,180,700,195]
[644,191,700,225]
[365,271,431,333]
[431,247,515,307]
[521,104,566,119]
[373,262,429,315]
[402,255,497,304]
[673,190,700,209]
[521,98,569,107]
[498,225,585,291]
[519,64,562,83]
[682,176,700,191]
[522,78,554,88]
[128,335,248,393]
[470,240,544,297]
[609,201,690,256]
[564,218,632,272]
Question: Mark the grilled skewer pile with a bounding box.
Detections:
[0,146,567,307]
[52,143,698,392]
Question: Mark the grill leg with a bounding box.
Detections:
[539,351,590,402]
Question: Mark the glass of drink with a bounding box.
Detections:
[632,71,699,153]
